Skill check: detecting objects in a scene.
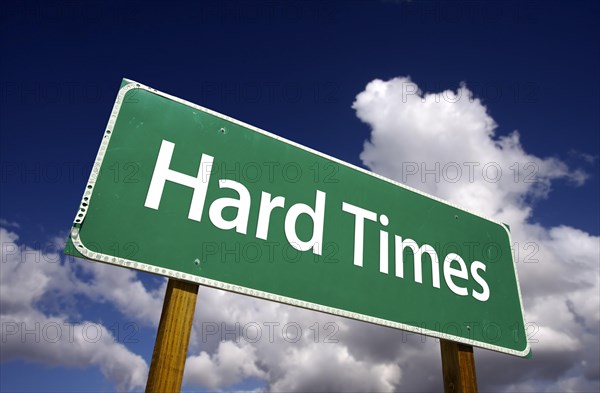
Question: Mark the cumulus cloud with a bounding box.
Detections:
[354,77,587,222]
[184,341,266,389]
[270,344,400,393]
[352,76,599,392]
[0,227,159,391]
[75,258,167,327]
[182,285,408,392]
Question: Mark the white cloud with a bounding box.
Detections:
[184,341,266,389]
[352,76,599,392]
[76,259,167,327]
[0,218,20,228]
[354,77,587,222]
[269,344,400,393]
[569,149,599,164]
[0,227,152,391]
[1,310,148,392]
[183,284,409,392]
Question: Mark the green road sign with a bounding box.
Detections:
[66,79,530,357]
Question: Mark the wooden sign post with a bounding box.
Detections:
[146,279,199,393]
[440,339,478,393]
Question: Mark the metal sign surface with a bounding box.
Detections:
[66,79,530,356]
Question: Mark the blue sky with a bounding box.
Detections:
[1,1,599,392]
